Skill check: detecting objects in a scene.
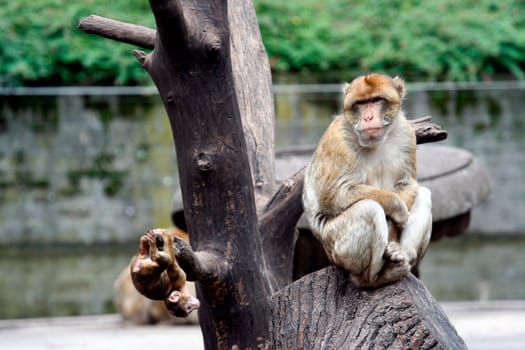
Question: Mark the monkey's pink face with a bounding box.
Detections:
[342,73,404,147]
[347,97,395,147]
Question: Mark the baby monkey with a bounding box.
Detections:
[303,73,432,287]
[130,228,200,317]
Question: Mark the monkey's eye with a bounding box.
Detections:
[369,97,384,104]
[155,234,165,250]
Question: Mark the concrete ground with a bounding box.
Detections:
[1,301,524,350]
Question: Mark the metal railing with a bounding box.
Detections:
[2,80,525,96]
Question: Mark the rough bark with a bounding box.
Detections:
[228,0,276,206]
[409,116,448,144]
[271,266,467,350]
[123,1,271,348]
[78,3,461,350]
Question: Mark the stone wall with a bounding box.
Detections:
[0,93,179,245]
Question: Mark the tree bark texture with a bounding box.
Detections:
[78,3,459,350]
[127,1,273,348]
[270,266,467,350]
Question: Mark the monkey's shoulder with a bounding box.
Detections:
[315,116,359,158]
[396,116,417,142]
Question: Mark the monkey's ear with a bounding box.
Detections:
[342,83,350,95]
[168,290,182,303]
[392,76,406,99]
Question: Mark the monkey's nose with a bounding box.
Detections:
[188,297,200,311]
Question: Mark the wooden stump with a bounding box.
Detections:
[270,266,467,350]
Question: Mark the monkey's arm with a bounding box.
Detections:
[166,259,187,291]
[399,187,432,265]
[163,237,200,318]
[393,178,419,210]
[333,184,409,225]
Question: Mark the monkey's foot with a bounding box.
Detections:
[384,241,408,263]
[382,258,411,282]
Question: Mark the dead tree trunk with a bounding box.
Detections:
[128,1,272,348]
[271,267,467,349]
[79,2,459,349]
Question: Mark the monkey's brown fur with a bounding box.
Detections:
[303,73,432,287]
[130,228,199,317]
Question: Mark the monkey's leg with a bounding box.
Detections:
[399,187,432,266]
[322,199,389,286]
[369,189,432,286]
[164,240,200,317]
[365,189,431,287]
[369,253,411,287]
[130,231,172,300]
[166,261,187,291]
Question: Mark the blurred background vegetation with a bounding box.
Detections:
[1,0,525,86]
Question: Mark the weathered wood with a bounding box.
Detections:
[259,169,304,291]
[78,15,155,49]
[229,0,276,206]
[410,116,448,144]
[129,1,271,349]
[271,266,467,349]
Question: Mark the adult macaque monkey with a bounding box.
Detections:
[130,228,200,317]
[302,73,432,288]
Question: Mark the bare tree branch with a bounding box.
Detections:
[148,0,188,53]
[132,49,148,66]
[78,15,155,49]
[258,169,304,290]
[173,236,226,284]
[411,116,448,144]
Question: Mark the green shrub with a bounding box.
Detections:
[0,0,154,86]
[256,0,525,81]
[1,0,525,85]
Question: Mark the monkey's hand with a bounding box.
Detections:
[388,195,410,227]
[148,229,172,267]
[132,230,170,274]
[135,231,153,259]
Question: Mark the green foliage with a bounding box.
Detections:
[255,0,525,81]
[0,0,154,86]
[1,0,525,85]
